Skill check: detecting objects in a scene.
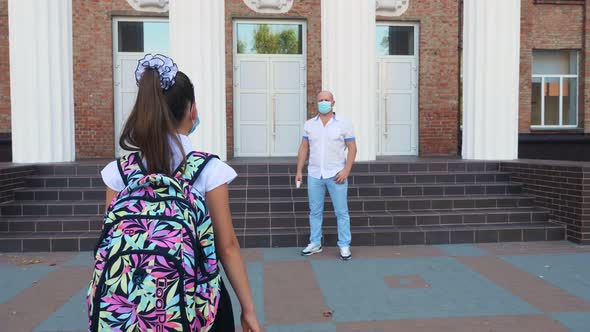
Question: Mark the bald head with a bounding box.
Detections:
[317,91,334,102]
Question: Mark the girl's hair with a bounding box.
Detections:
[119,69,195,175]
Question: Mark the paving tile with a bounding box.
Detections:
[267,323,336,332]
[311,257,538,322]
[435,244,488,257]
[477,241,590,256]
[0,266,89,331]
[459,255,590,312]
[265,261,332,324]
[551,312,590,332]
[338,309,569,330]
[33,287,87,332]
[0,265,55,304]
[501,253,590,304]
[384,275,430,289]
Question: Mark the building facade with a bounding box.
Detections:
[1,0,588,162]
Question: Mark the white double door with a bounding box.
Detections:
[234,56,306,157]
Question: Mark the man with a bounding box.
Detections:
[296,91,357,260]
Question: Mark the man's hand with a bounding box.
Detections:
[295,172,303,186]
[335,169,350,184]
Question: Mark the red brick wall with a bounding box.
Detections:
[0,0,11,133]
[38,1,590,158]
[380,1,460,156]
[72,0,142,159]
[0,1,465,158]
[519,0,584,132]
[224,0,322,159]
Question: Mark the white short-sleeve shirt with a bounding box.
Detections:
[302,113,355,179]
[101,134,237,194]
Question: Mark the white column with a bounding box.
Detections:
[462,0,521,160]
[169,1,227,160]
[8,0,76,163]
[321,0,377,161]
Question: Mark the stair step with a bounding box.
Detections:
[230,195,537,213]
[0,208,549,233]
[0,222,565,252]
[23,171,512,188]
[14,188,107,201]
[230,161,501,174]
[0,231,100,252]
[25,175,105,188]
[232,172,512,186]
[236,222,565,248]
[0,201,105,216]
[0,216,104,233]
[13,182,522,201]
[0,195,536,216]
[232,182,521,199]
[231,208,550,228]
[33,160,500,177]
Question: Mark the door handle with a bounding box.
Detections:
[383,96,389,137]
[272,95,277,138]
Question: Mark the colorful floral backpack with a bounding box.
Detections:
[88,151,221,332]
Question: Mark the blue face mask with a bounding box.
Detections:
[188,116,200,135]
[318,101,333,114]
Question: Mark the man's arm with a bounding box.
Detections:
[335,140,357,184]
[295,139,309,184]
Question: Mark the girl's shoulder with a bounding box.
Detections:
[190,153,238,194]
[101,160,124,192]
[195,153,236,179]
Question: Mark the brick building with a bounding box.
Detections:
[1,0,589,162]
[3,0,590,250]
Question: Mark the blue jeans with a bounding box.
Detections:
[307,176,351,248]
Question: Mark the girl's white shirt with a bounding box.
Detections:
[101,134,237,194]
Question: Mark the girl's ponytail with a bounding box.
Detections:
[119,68,183,175]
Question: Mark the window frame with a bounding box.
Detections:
[531,50,580,130]
[375,23,418,57]
[533,0,584,5]
[113,16,170,54]
[233,19,306,56]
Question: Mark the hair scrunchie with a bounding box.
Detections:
[135,54,178,91]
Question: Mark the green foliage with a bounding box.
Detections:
[251,25,299,54]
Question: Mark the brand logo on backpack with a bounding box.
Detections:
[155,278,167,332]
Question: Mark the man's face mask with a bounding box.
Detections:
[318,101,332,114]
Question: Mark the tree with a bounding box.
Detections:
[253,25,278,54]
[237,39,246,54]
[277,29,299,54]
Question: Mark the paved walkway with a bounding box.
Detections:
[1,242,590,331]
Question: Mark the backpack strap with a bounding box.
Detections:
[117,152,146,187]
[174,151,219,185]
